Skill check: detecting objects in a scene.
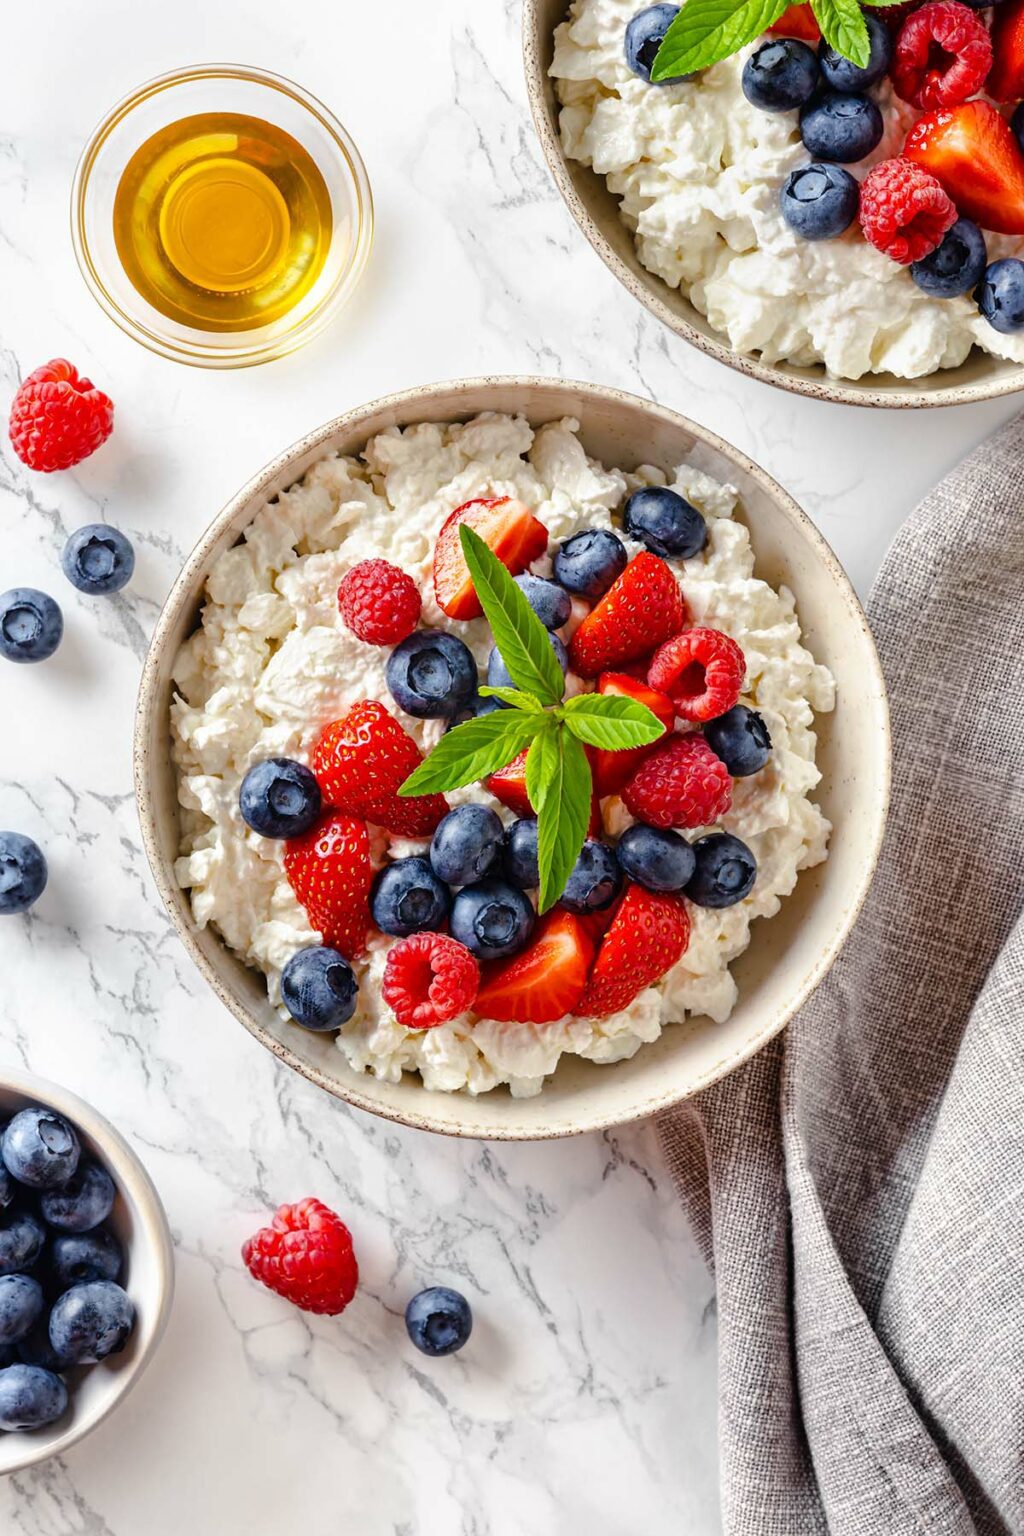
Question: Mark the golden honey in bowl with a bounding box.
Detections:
[112,112,333,331]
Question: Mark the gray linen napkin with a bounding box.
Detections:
[658,413,1024,1536]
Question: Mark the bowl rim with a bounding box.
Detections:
[521,0,1024,411]
[134,374,891,1139]
[0,1067,175,1474]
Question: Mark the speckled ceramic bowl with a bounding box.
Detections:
[0,1068,174,1475]
[134,377,890,1138]
[524,0,1024,409]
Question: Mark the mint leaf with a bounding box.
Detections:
[650,0,790,80]
[398,712,544,797]
[811,0,870,65]
[526,725,592,914]
[859,0,908,9]
[561,693,666,751]
[459,526,564,707]
[477,686,545,712]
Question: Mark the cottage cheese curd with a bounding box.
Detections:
[551,0,1024,380]
[171,413,834,1097]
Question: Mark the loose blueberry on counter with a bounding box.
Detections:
[502,818,539,890]
[40,1160,116,1233]
[450,880,535,960]
[1013,102,1024,158]
[977,259,1024,334]
[616,824,697,893]
[685,832,757,908]
[513,574,571,631]
[48,1280,135,1365]
[280,945,358,1032]
[0,1210,46,1276]
[818,12,891,91]
[704,705,772,777]
[623,486,707,560]
[51,1227,123,1289]
[553,528,627,599]
[239,758,321,839]
[0,832,48,916]
[430,805,504,887]
[742,38,818,112]
[799,93,883,165]
[0,1275,44,1347]
[780,163,859,240]
[372,857,451,937]
[61,525,135,595]
[561,840,623,914]
[405,1286,473,1357]
[387,630,477,719]
[2,1108,80,1190]
[0,588,63,664]
[0,1364,68,1431]
[624,4,682,83]
[911,219,987,299]
[487,634,567,694]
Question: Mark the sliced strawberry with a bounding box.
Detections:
[486,749,602,834]
[433,497,549,621]
[988,0,1024,102]
[574,884,690,1019]
[474,909,595,1023]
[568,553,687,679]
[770,3,820,40]
[284,812,372,959]
[905,101,1024,235]
[591,672,675,798]
[313,701,447,838]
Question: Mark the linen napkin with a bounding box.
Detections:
[658,413,1024,1536]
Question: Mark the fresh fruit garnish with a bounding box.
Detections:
[7,360,114,473]
[371,855,451,937]
[501,817,539,889]
[818,11,891,89]
[433,497,548,620]
[283,812,372,958]
[625,4,682,81]
[742,38,820,113]
[647,627,746,722]
[450,879,536,960]
[591,672,675,796]
[280,945,358,1031]
[488,633,567,694]
[405,1286,473,1356]
[800,92,884,165]
[387,631,478,720]
[0,588,63,665]
[910,217,988,297]
[650,0,882,81]
[622,733,733,829]
[780,164,859,241]
[988,0,1024,102]
[977,257,1024,333]
[568,552,687,677]
[242,1197,358,1316]
[623,485,708,558]
[904,102,1024,235]
[338,558,422,646]
[239,758,322,839]
[685,832,758,908]
[61,525,135,595]
[616,824,697,893]
[312,701,448,837]
[891,1,991,109]
[770,2,820,42]
[474,908,595,1022]
[0,831,47,915]
[430,805,504,886]
[857,157,957,264]
[553,528,629,598]
[513,573,571,630]
[382,932,480,1029]
[560,838,623,914]
[486,749,603,835]
[703,705,773,776]
[574,883,690,1018]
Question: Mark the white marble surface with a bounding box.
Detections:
[0,0,1019,1530]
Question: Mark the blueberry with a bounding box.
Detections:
[405,1286,473,1357]
[1013,101,1024,157]
[0,1275,44,1347]
[0,1164,11,1211]
[0,1210,45,1276]
[685,833,757,908]
[445,693,503,732]
[624,4,681,83]
[818,13,891,90]
[239,758,321,839]
[977,259,1024,334]
[49,1280,135,1365]
[2,1109,80,1191]
[17,1324,70,1373]
[513,574,571,631]
[371,856,451,937]
[704,705,772,776]
[561,840,623,914]
[623,486,707,560]
[430,806,504,886]
[0,832,47,915]
[0,588,63,663]
[40,1160,116,1233]
[911,219,987,299]
[487,634,567,695]
[51,1227,123,1289]
[780,163,859,240]
[387,631,477,719]
[61,525,135,595]
[616,824,696,893]
[741,39,818,112]
[450,880,535,960]
[553,529,628,599]
[799,92,883,165]
[0,1364,68,1430]
[502,818,539,890]
[281,945,358,1031]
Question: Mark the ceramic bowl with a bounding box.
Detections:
[134,377,890,1139]
[0,1068,174,1475]
[523,0,1024,409]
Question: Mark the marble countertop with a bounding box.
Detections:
[0,1,1018,1530]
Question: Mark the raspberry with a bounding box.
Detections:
[338,559,422,646]
[892,2,992,109]
[622,733,733,830]
[647,628,746,723]
[858,157,957,264]
[242,1197,358,1316]
[8,360,114,473]
[382,933,480,1029]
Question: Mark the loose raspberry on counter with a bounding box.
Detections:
[8,360,114,473]
[338,559,422,646]
[382,932,480,1029]
[622,732,733,829]
[858,158,957,264]
[891,1,992,109]
[242,1197,358,1316]
[647,627,746,723]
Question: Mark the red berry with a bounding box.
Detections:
[486,748,603,835]
[770,2,820,40]
[383,932,480,1029]
[283,812,372,958]
[858,157,957,265]
[338,559,421,646]
[591,672,675,797]
[989,0,1024,102]
[474,909,595,1023]
[568,553,688,678]
[574,884,690,1019]
[433,497,549,621]
[312,701,448,839]
[647,628,746,723]
[891,1,991,109]
[8,359,114,473]
[242,1197,358,1316]
[905,101,1024,234]
[622,733,732,830]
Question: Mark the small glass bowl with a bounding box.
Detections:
[71,64,373,369]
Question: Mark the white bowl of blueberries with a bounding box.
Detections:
[0,1068,173,1474]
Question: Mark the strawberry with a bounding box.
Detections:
[904,101,1024,235]
[433,497,549,621]
[590,672,675,798]
[574,884,691,1019]
[987,0,1024,102]
[486,749,602,835]
[568,553,687,678]
[770,3,820,40]
[312,701,447,838]
[474,909,595,1023]
[283,812,372,958]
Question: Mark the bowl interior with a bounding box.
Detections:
[136,378,890,1138]
[523,0,1024,409]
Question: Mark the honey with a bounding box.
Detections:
[112,112,333,332]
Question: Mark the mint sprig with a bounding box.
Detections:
[460,526,565,706]
[561,693,667,751]
[400,711,546,796]
[650,0,897,79]
[526,724,592,914]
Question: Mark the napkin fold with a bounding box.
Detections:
[658,414,1024,1536]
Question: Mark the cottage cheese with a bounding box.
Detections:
[171,413,834,1097]
[551,0,1024,380]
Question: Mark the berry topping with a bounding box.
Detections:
[39,1161,115,1233]
[371,856,451,937]
[486,750,602,835]
[590,672,675,798]
[910,216,988,295]
[622,733,733,829]
[892,1,992,109]
[387,630,478,720]
[905,102,1024,235]
[818,12,892,89]
[575,883,690,1017]
[382,932,480,1029]
[560,838,623,914]
[8,360,113,473]
[2,1107,80,1190]
[487,632,567,695]
[449,879,535,960]
[312,701,448,838]
[501,818,539,889]
[61,524,135,595]
[989,0,1024,102]
[624,4,682,82]
[858,157,956,265]
[338,558,421,646]
[742,38,819,112]
[615,824,697,893]
[0,1211,45,1276]
[405,1286,473,1356]
[553,528,628,599]
[770,3,821,42]
[242,1197,358,1316]
[780,163,859,240]
[0,1277,43,1348]
[623,486,708,559]
[48,1281,135,1364]
[433,497,549,621]
[430,805,504,886]
[977,258,1024,332]
[0,588,63,664]
[647,627,745,721]
[474,908,595,1022]
[0,832,47,915]
[0,1365,68,1431]
[569,552,686,677]
[800,92,884,165]
[703,704,772,776]
[685,832,758,907]
[51,1228,123,1289]
[283,812,372,958]
[239,758,322,839]
[513,573,572,630]
[281,945,358,1031]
